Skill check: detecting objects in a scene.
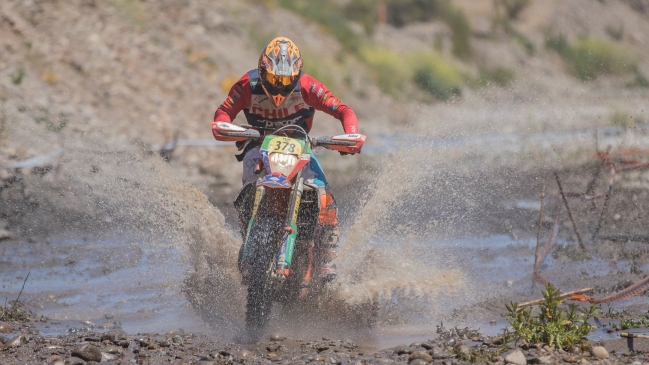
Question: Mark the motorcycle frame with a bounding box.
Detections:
[239,128,313,278]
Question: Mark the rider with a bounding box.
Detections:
[211,37,361,283]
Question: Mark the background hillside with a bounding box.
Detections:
[2,0,649,219]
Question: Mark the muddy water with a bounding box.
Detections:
[4,228,648,348]
[5,124,649,348]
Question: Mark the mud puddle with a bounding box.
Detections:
[4,230,648,349]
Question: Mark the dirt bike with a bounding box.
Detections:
[212,122,366,335]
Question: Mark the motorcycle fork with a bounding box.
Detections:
[276,171,303,277]
[238,184,266,272]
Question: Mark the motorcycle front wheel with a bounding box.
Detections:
[245,214,281,337]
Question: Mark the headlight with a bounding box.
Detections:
[269,153,298,176]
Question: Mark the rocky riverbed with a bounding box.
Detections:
[1,317,647,365]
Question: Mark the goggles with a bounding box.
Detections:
[264,72,295,88]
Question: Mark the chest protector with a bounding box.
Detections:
[243,69,315,132]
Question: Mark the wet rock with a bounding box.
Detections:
[409,350,432,363]
[117,340,129,348]
[563,355,579,363]
[159,339,171,347]
[236,350,254,358]
[455,345,470,356]
[101,352,118,362]
[270,333,286,341]
[84,336,100,342]
[0,229,16,241]
[138,338,150,347]
[67,357,87,365]
[420,342,434,350]
[410,360,428,365]
[71,343,102,362]
[166,328,185,336]
[527,355,554,364]
[0,335,8,344]
[267,343,282,352]
[103,345,122,354]
[432,351,452,360]
[195,357,214,365]
[172,335,183,345]
[4,334,28,349]
[100,333,114,342]
[393,345,412,355]
[409,342,423,348]
[0,321,12,333]
[591,346,609,359]
[503,349,526,365]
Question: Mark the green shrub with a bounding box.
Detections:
[546,34,638,80]
[506,284,599,349]
[610,110,637,128]
[344,0,472,58]
[476,67,515,87]
[360,46,408,95]
[11,68,25,85]
[411,52,463,100]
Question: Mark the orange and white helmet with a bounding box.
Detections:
[258,37,303,107]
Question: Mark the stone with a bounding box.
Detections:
[570,346,581,354]
[71,343,102,362]
[67,357,86,365]
[409,350,432,363]
[195,357,214,365]
[267,343,281,352]
[237,350,254,358]
[270,333,286,341]
[3,335,28,349]
[591,346,609,359]
[167,328,185,336]
[456,345,470,355]
[159,340,171,347]
[503,349,526,365]
[101,352,118,362]
[393,345,412,355]
[100,333,114,342]
[527,355,553,364]
[0,322,12,334]
[410,360,428,365]
[172,335,183,345]
[562,355,579,363]
[103,346,122,354]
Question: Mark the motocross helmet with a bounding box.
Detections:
[258,37,303,107]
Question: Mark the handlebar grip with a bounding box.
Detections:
[220,130,262,139]
[313,136,357,146]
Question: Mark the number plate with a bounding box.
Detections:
[265,136,302,155]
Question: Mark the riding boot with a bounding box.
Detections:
[315,225,340,282]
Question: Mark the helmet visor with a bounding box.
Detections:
[265,72,296,89]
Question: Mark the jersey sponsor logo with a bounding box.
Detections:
[251,104,307,119]
[261,116,304,128]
